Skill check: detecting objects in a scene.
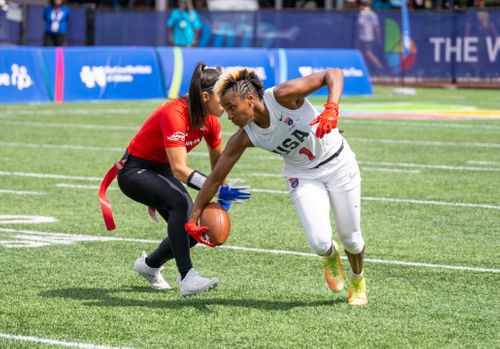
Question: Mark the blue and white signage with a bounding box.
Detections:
[0,47,50,103]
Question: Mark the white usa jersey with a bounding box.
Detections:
[243,87,343,175]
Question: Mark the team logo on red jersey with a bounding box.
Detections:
[167,131,186,142]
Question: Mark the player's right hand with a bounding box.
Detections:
[184,221,215,248]
[309,101,339,138]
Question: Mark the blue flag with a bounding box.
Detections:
[401,0,411,57]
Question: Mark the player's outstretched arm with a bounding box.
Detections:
[186,130,251,239]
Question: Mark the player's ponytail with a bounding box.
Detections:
[188,62,222,128]
[214,67,264,100]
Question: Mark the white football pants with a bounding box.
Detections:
[286,146,365,255]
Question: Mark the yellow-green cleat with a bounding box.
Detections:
[323,241,345,292]
[347,274,368,306]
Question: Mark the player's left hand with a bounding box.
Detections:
[184,221,215,248]
[217,184,251,203]
[217,198,232,212]
[309,101,339,138]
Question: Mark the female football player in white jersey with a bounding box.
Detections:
[185,67,367,305]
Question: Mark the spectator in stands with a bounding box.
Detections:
[167,0,201,47]
[356,0,384,72]
[42,0,70,46]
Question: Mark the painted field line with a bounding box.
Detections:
[1,170,498,210]
[357,161,500,172]
[2,141,500,172]
[56,183,116,190]
[54,181,500,210]
[2,121,500,149]
[0,189,45,195]
[0,171,102,181]
[362,167,420,173]
[0,120,138,131]
[1,108,152,116]
[4,140,500,173]
[350,137,500,149]
[341,119,500,130]
[0,332,132,349]
[0,141,123,152]
[362,197,500,210]
[467,160,500,165]
[0,228,497,274]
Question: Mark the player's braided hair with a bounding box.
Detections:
[214,67,264,101]
[188,62,222,128]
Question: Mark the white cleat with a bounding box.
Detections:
[134,251,171,290]
[178,268,219,297]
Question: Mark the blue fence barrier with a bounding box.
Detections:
[0,46,372,103]
[1,9,498,84]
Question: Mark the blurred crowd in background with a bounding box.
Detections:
[64,0,500,11]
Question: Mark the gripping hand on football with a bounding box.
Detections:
[184,221,215,248]
[309,101,339,139]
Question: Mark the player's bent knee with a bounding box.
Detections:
[308,238,332,256]
[341,232,365,255]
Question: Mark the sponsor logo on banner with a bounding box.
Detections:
[80,65,153,88]
[0,64,33,91]
[221,66,267,80]
[298,66,364,78]
[167,131,186,142]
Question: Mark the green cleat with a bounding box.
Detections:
[347,274,368,306]
[323,241,345,292]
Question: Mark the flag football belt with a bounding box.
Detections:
[312,140,344,169]
[98,153,160,231]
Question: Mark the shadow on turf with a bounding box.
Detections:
[39,286,342,311]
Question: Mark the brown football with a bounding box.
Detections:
[199,202,231,246]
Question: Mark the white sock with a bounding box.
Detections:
[351,269,364,279]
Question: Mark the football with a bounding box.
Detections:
[199,202,231,246]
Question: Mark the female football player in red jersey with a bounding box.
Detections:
[99,63,249,297]
[185,67,367,305]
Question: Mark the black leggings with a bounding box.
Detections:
[117,154,197,276]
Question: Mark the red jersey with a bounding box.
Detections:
[127,98,222,164]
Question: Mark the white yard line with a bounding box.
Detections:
[0,171,102,181]
[0,332,133,349]
[0,170,498,210]
[1,121,499,148]
[350,137,500,149]
[0,141,123,152]
[2,141,499,172]
[362,167,420,173]
[56,183,116,190]
[0,189,45,195]
[0,108,152,116]
[341,119,500,130]
[467,160,500,165]
[0,120,138,131]
[357,161,500,172]
[0,228,497,274]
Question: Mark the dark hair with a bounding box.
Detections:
[214,67,264,101]
[187,62,222,129]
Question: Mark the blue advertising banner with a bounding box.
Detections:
[360,10,500,84]
[157,47,275,99]
[41,47,165,102]
[280,49,373,96]
[0,47,50,103]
